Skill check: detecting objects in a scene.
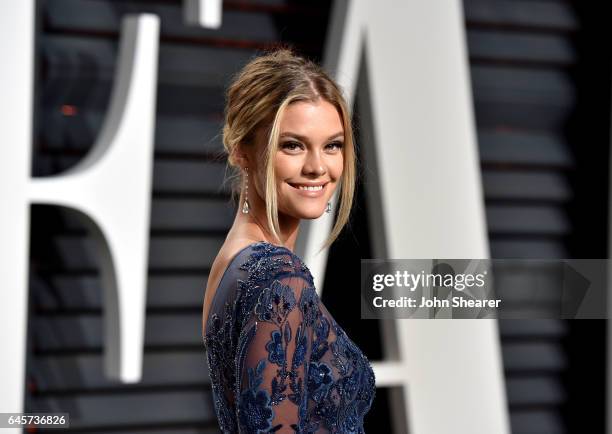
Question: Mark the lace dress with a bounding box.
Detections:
[203,241,376,433]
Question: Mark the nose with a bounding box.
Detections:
[303,150,326,177]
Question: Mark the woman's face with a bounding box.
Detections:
[252,99,345,220]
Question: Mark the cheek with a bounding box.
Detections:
[275,154,302,180]
[330,154,344,179]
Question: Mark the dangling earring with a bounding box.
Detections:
[325,201,332,214]
[242,167,250,214]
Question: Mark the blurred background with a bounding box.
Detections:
[17,0,611,432]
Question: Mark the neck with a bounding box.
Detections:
[230,190,300,252]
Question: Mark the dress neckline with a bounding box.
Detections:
[203,240,293,340]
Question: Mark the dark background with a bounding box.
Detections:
[26,0,610,432]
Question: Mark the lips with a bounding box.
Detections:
[288,182,328,191]
[287,182,329,197]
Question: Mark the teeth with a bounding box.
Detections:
[296,185,323,191]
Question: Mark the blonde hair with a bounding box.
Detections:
[222,47,357,251]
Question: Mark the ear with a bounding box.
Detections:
[232,144,250,168]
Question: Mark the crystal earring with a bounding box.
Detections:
[241,167,250,214]
[325,201,332,214]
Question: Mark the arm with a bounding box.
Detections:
[235,271,316,433]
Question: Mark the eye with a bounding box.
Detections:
[281,141,304,151]
[326,141,344,151]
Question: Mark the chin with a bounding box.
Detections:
[298,210,325,219]
[288,203,327,219]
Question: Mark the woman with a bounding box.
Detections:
[202,48,375,433]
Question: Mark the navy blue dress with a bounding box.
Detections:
[204,241,376,433]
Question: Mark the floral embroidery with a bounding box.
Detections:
[256,279,297,324]
[204,241,376,433]
[308,362,333,401]
[238,360,274,432]
[266,330,285,365]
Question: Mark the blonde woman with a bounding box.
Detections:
[202,48,375,433]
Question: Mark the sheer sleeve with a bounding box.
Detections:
[234,265,318,433]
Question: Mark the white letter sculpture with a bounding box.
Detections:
[0,8,160,429]
[300,1,511,433]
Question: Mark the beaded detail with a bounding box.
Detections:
[204,241,376,433]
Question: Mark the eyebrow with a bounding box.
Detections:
[279,131,344,143]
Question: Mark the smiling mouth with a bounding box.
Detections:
[288,182,328,191]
